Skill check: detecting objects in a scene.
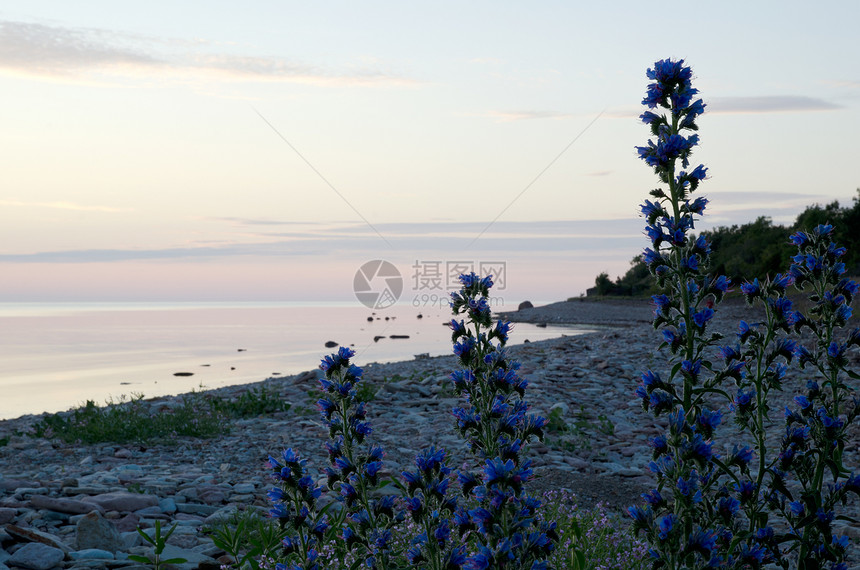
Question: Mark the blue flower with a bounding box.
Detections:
[688,196,708,215]
[789,501,805,517]
[686,433,713,463]
[628,505,652,530]
[657,514,676,541]
[735,480,757,504]
[731,388,756,415]
[790,230,810,247]
[649,390,674,414]
[453,337,476,362]
[415,446,447,475]
[729,445,754,468]
[687,527,717,556]
[814,223,833,237]
[650,434,669,457]
[692,308,714,329]
[641,488,665,508]
[740,278,761,301]
[319,347,356,373]
[718,496,740,520]
[695,407,722,438]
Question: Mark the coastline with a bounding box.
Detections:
[1,297,858,567]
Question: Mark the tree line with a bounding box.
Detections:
[592,189,860,297]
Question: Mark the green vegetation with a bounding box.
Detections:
[29,383,292,445]
[540,490,649,569]
[204,508,287,569]
[212,384,292,418]
[545,404,615,453]
[594,189,860,296]
[128,520,187,570]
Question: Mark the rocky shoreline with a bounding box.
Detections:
[1,297,859,569]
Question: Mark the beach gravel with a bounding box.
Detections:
[1,297,858,567]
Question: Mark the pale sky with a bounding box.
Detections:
[0,1,858,303]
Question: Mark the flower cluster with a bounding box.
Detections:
[400,447,467,569]
[449,273,556,569]
[267,347,402,570]
[266,448,327,569]
[630,58,859,569]
[316,347,401,569]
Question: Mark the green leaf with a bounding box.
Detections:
[127,555,151,564]
[161,558,188,564]
[135,527,157,547]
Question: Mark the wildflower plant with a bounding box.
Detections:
[267,347,402,570]
[630,58,860,569]
[449,273,557,569]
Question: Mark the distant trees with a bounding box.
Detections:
[591,189,860,297]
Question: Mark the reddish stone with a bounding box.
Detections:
[30,495,104,515]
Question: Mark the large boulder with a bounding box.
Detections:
[517,300,534,310]
[75,511,124,553]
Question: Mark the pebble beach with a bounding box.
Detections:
[1,297,859,569]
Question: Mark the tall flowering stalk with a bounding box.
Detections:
[316,347,401,569]
[630,58,729,567]
[267,347,402,570]
[630,58,860,569]
[449,273,557,569]
[778,224,860,568]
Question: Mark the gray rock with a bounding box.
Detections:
[518,300,534,310]
[69,549,114,560]
[81,492,157,513]
[158,498,176,515]
[30,496,104,516]
[4,526,70,554]
[8,543,65,570]
[0,508,16,525]
[141,545,216,570]
[75,511,124,553]
[231,483,255,494]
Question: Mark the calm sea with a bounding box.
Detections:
[0,302,587,420]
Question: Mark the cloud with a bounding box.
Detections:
[486,110,573,122]
[606,95,841,120]
[0,199,132,212]
[708,96,841,114]
[0,20,415,86]
[0,218,645,263]
[0,21,161,76]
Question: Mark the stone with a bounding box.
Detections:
[30,495,104,516]
[5,526,71,553]
[231,483,255,494]
[0,508,16,524]
[324,341,338,348]
[81,492,158,513]
[69,549,114,561]
[75,511,124,553]
[158,498,177,514]
[0,480,39,492]
[143,545,216,570]
[113,513,140,533]
[8,543,65,570]
[518,300,534,310]
[175,503,218,516]
[195,486,227,505]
